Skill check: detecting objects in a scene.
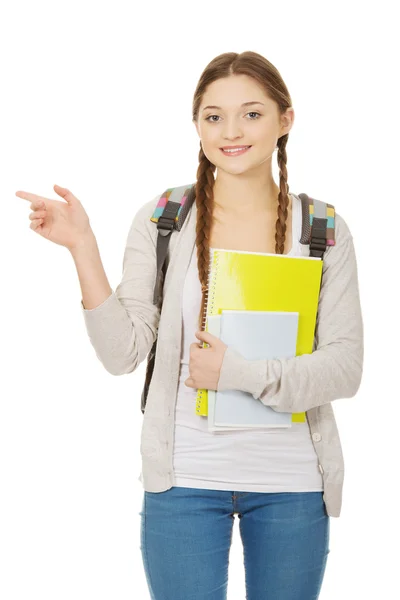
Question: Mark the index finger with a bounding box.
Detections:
[15,190,49,208]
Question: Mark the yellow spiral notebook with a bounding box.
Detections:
[195,248,324,419]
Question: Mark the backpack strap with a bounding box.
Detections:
[150,182,196,305]
[298,193,336,258]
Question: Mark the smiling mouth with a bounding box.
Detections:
[220,146,252,155]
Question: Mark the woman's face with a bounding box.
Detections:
[194,74,294,176]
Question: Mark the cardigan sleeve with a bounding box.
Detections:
[216,212,364,413]
[80,193,162,376]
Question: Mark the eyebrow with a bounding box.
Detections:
[202,101,265,112]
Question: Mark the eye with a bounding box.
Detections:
[205,111,261,123]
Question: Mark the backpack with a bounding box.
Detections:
[140,182,336,414]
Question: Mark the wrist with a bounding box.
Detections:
[69,231,97,256]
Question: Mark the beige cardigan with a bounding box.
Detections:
[81,189,364,518]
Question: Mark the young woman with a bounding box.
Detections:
[17,51,364,600]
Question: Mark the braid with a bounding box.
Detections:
[274,135,290,254]
[195,143,216,332]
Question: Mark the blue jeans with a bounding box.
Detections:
[139,486,330,600]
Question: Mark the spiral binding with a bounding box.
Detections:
[196,248,220,415]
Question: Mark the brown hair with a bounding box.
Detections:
[192,51,293,331]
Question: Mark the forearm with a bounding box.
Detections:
[217,337,364,413]
[69,232,113,310]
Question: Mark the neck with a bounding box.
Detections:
[213,176,286,216]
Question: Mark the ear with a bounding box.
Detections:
[280,107,295,137]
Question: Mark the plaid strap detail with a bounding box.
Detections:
[299,194,336,246]
[150,185,193,224]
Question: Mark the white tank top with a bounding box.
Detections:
[172,194,324,492]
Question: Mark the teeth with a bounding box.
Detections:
[222,146,249,153]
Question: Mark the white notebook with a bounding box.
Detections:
[207,310,298,432]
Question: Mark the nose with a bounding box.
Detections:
[221,117,245,141]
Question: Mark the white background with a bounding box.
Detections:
[1,0,398,598]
